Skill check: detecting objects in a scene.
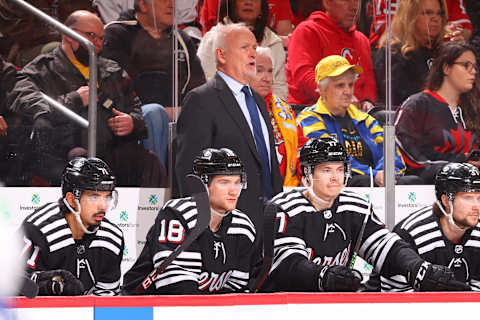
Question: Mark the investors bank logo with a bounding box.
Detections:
[31,194,40,205]
[408,192,417,203]
[123,247,128,256]
[149,194,158,205]
[120,211,128,222]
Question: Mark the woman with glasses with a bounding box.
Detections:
[395,41,480,184]
[373,0,452,109]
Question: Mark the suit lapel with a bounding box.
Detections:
[213,74,261,163]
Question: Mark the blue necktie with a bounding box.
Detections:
[241,86,272,200]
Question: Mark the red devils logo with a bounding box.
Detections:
[341,48,360,66]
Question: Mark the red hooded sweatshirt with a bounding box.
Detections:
[286,11,377,106]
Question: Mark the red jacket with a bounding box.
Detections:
[286,11,377,105]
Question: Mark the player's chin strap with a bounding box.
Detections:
[211,207,230,217]
[302,175,331,205]
[435,198,468,231]
[63,198,98,234]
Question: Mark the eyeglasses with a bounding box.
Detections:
[73,29,104,43]
[453,61,479,73]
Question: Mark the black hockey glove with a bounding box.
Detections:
[32,270,85,296]
[318,265,363,292]
[409,261,471,291]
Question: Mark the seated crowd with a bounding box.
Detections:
[2,0,480,297]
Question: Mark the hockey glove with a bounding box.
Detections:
[410,261,471,291]
[32,269,85,296]
[318,265,363,292]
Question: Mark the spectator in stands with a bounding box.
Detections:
[395,42,479,184]
[103,0,205,169]
[175,23,283,230]
[369,0,473,49]
[0,0,60,67]
[103,0,205,122]
[286,0,376,114]
[201,0,293,36]
[297,55,420,186]
[373,0,465,109]
[249,46,306,186]
[197,0,288,100]
[7,10,165,187]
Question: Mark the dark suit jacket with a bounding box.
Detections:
[175,73,283,230]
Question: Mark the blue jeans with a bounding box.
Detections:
[141,103,169,169]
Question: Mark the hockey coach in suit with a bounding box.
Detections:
[175,23,283,230]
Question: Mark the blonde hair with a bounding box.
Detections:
[378,0,447,58]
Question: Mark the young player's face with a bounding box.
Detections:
[312,162,345,201]
[444,51,478,94]
[79,190,113,228]
[451,192,480,229]
[208,175,243,213]
[321,72,356,117]
[217,28,257,84]
[249,53,273,99]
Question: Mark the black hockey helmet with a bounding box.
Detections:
[61,157,116,198]
[300,137,351,181]
[435,162,480,204]
[193,148,246,186]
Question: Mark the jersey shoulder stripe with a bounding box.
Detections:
[231,210,256,234]
[164,197,199,230]
[273,190,316,218]
[398,206,432,230]
[100,219,124,238]
[26,202,59,224]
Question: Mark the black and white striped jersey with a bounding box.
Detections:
[21,202,124,296]
[123,197,258,294]
[380,206,480,291]
[264,189,421,292]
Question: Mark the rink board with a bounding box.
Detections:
[6,292,480,320]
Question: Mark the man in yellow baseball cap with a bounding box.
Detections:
[296,55,421,187]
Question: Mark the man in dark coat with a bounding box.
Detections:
[175,23,283,231]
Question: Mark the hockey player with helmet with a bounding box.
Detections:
[263,137,470,292]
[122,148,258,294]
[375,162,480,291]
[21,157,124,296]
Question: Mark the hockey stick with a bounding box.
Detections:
[131,174,211,294]
[249,202,277,292]
[348,167,374,270]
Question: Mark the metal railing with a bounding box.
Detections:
[10,0,98,157]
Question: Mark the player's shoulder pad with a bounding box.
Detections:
[161,196,199,230]
[397,205,434,232]
[271,189,315,217]
[25,202,63,229]
[336,189,370,215]
[91,218,124,256]
[227,209,256,243]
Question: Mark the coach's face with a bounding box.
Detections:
[217,28,257,84]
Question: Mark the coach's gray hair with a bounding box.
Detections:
[214,23,250,52]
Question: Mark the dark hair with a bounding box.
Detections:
[426,42,476,91]
[219,0,269,43]
[426,41,480,142]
